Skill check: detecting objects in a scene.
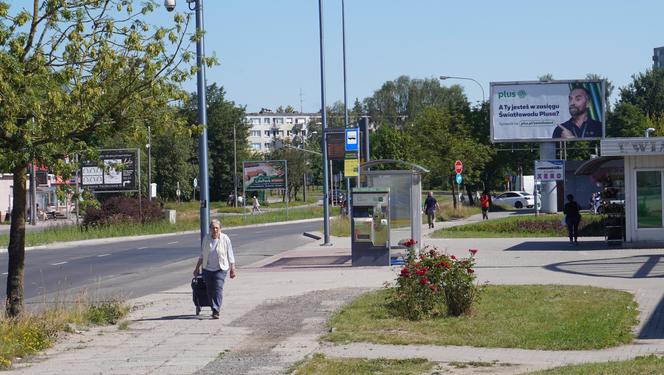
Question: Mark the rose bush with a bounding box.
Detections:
[388,241,480,320]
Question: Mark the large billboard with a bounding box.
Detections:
[490,80,605,143]
[243,160,287,191]
[81,149,138,192]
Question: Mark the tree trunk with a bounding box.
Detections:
[6,166,27,317]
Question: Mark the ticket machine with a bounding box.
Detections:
[351,187,390,266]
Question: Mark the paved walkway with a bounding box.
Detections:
[8,212,664,374]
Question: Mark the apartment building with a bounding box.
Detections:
[245,109,320,153]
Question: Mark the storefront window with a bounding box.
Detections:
[636,171,662,228]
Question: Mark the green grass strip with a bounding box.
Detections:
[524,354,664,375]
[324,285,638,350]
[432,214,605,238]
[289,353,435,375]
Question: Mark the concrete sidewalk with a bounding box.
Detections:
[9,220,664,374]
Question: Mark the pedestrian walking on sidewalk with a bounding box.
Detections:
[563,194,582,246]
[193,219,237,319]
[480,190,491,220]
[251,195,262,214]
[423,191,440,229]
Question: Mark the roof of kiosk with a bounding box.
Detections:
[359,159,430,174]
[574,156,623,175]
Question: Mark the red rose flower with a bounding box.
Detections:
[400,268,410,277]
[420,277,429,285]
[467,268,474,274]
[469,249,478,256]
[450,255,457,260]
[428,284,437,292]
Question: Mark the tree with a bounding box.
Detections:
[269,139,308,201]
[184,84,248,202]
[153,126,197,201]
[0,0,195,316]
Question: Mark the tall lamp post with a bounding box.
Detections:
[318,0,331,245]
[165,0,210,241]
[233,123,238,208]
[439,75,486,104]
[147,125,151,201]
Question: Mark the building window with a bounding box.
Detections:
[264,118,270,124]
[264,143,271,149]
[636,170,662,228]
[287,130,291,136]
[275,118,283,124]
[296,118,305,124]
[250,130,261,137]
[286,117,293,124]
[251,143,261,150]
[250,118,260,125]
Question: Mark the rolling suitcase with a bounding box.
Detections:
[191,275,211,315]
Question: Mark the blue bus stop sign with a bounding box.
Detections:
[455,173,463,184]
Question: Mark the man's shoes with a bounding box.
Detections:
[212,312,219,319]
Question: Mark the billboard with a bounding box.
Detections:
[490,80,605,143]
[81,149,138,192]
[534,160,565,182]
[243,160,287,190]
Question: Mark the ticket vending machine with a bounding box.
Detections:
[351,187,390,266]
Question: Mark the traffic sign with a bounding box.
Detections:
[456,173,463,184]
[345,128,359,152]
[454,160,463,174]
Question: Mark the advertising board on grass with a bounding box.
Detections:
[81,149,138,192]
[490,80,605,143]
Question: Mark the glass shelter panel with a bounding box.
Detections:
[636,170,662,228]
[366,174,412,247]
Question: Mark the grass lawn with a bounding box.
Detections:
[525,355,664,375]
[0,206,335,248]
[289,353,435,375]
[432,213,605,238]
[323,285,638,350]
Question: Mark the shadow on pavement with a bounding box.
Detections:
[545,254,664,279]
[134,314,204,321]
[505,240,615,251]
[640,295,664,339]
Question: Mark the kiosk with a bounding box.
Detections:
[351,188,390,266]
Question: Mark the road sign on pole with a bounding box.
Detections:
[456,173,463,185]
[454,160,463,174]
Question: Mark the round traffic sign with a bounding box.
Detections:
[454,160,463,174]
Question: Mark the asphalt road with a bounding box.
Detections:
[0,220,321,308]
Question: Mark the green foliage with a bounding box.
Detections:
[325,285,638,350]
[86,301,129,325]
[388,243,479,320]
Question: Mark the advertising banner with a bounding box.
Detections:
[490,80,605,143]
[243,160,287,190]
[534,160,565,181]
[81,149,138,192]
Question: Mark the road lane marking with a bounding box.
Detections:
[167,241,178,245]
[97,254,111,257]
[1,272,7,275]
[137,247,148,250]
[51,261,68,266]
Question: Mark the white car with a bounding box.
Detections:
[493,191,535,209]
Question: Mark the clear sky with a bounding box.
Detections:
[65,1,664,113]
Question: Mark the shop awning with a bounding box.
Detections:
[574,156,624,175]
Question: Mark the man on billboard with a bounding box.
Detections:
[552,86,602,139]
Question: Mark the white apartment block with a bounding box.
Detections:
[245,110,320,153]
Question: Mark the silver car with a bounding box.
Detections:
[493,191,535,209]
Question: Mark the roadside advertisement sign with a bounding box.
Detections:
[490,80,605,143]
[534,160,565,181]
[242,160,287,190]
[81,149,138,192]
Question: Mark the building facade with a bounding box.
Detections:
[245,110,321,153]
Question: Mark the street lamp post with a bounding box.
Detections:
[147,125,151,201]
[439,75,486,104]
[318,0,331,245]
[165,0,210,241]
[645,127,655,138]
[233,123,238,208]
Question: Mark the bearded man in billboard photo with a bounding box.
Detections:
[552,86,603,139]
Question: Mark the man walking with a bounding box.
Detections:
[423,191,439,229]
[480,190,491,220]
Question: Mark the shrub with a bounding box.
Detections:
[83,196,163,227]
[388,241,480,320]
[86,301,128,325]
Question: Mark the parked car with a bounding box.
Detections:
[493,191,534,209]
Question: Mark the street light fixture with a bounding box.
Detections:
[165,0,210,241]
[439,75,486,105]
[318,0,331,245]
[645,127,656,138]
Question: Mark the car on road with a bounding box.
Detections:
[493,191,535,209]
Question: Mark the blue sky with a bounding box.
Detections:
[26,1,664,113]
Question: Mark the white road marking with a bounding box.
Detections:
[51,261,68,266]
[137,247,148,250]
[97,253,111,257]
[1,272,7,275]
[167,241,178,245]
